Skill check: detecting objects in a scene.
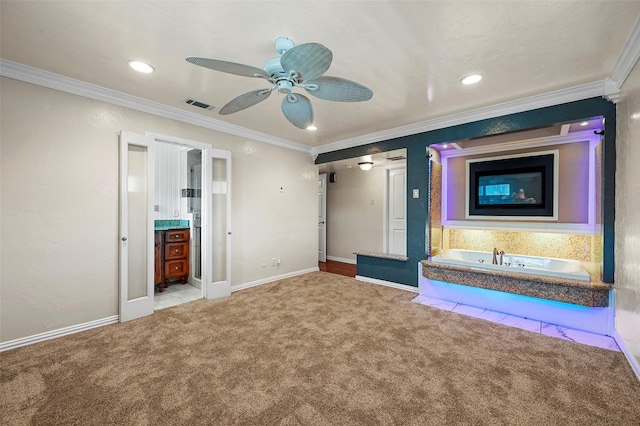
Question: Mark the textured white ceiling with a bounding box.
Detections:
[1,1,639,148]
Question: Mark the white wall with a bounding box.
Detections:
[326,166,385,261]
[615,61,640,366]
[0,77,318,343]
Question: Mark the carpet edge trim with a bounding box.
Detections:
[0,316,119,352]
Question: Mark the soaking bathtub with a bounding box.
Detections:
[429,249,591,281]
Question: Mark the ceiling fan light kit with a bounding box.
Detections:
[186,37,373,129]
[358,161,374,171]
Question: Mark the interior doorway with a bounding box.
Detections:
[153,142,203,310]
[119,130,232,322]
[318,174,327,262]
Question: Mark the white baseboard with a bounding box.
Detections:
[0,315,119,352]
[612,330,640,382]
[231,267,320,293]
[355,275,419,293]
[326,256,356,264]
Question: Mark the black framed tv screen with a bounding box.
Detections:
[468,153,555,217]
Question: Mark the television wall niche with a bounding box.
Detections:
[445,142,590,223]
[466,151,558,219]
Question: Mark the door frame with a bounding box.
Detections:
[318,173,327,262]
[146,131,232,300]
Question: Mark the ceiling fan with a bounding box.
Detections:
[186,37,373,129]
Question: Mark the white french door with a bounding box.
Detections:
[202,147,232,299]
[119,131,155,322]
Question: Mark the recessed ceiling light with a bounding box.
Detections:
[580,121,589,126]
[461,74,482,85]
[307,125,317,131]
[442,144,448,148]
[128,60,154,73]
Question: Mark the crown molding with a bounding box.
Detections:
[316,80,607,154]
[0,59,312,154]
[439,130,600,159]
[609,16,640,89]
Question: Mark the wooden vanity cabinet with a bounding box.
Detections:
[154,232,163,285]
[154,228,190,292]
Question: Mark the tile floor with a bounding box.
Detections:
[154,283,202,310]
[412,294,620,351]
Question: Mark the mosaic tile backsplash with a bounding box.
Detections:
[443,228,602,264]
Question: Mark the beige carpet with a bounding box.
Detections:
[2,272,639,425]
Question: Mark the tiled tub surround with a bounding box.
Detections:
[422,261,610,307]
[442,229,603,275]
[420,260,613,335]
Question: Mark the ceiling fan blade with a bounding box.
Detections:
[186,57,269,78]
[305,76,373,102]
[219,89,271,115]
[281,94,314,129]
[280,43,332,81]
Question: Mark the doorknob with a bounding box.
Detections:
[319,221,325,225]
[121,237,128,241]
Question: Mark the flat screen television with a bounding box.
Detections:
[466,151,557,219]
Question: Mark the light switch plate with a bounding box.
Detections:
[413,189,419,198]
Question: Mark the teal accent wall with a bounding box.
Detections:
[318,97,617,286]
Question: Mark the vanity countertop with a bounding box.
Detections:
[154,220,190,231]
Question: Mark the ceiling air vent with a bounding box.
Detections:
[184,98,216,111]
[387,156,407,161]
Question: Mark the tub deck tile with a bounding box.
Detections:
[412,295,619,351]
[497,315,542,333]
[412,295,457,311]
[540,323,621,351]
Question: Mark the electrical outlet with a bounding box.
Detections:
[277,258,281,266]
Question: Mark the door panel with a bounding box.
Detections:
[119,131,155,322]
[388,168,407,256]
[203,148,232,299]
